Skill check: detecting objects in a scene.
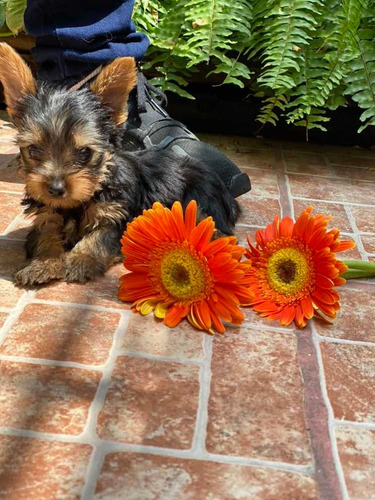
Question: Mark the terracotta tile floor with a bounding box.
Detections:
[0,111,374,499]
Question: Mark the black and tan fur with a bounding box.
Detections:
[0,43,240,286]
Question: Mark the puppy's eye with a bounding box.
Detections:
[77,147,92,164]
[28,145,42,160]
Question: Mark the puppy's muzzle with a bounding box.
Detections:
[47,180,66,197]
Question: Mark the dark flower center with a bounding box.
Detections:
[277,259,297,284]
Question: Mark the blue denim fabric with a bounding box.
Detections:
[24,0,149,82]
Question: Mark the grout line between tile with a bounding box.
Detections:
[242,320,295,335]
[343,279,375,290]
[80,311,130,498]
[323,152,334,177]
[275,149,293,219]
[118,349,204,365]
[343,205,368,261]
[293,196,375,208]
[32,297,132,315]
[333,419,375,431]
[316,335,375,347]
[1,211,27,237]
[0,354,104,371]
[312,325,349,500]
[191,335,213,454]
[0,189,22,196]
[286,170,375,185]
[0,236,26,242]
[0,307,12,313]
[0,291,34,347]
[236,223,264,229]
[0,425,313,475]
[81,446,106,500]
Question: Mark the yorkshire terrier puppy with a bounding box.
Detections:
[0,44,240,287]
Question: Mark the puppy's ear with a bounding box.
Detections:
[0,43,36,119]
[90,57,137,125]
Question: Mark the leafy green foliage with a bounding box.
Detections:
[131,0,375,134]
[1,0,375,133]
[0,0,26,34]
[344,29,375,131]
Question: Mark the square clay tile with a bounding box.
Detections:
[361,235,375,254]
[331,165,375,183]
[335,235,362,260]
[3,216,33,240]
[206,328,312,464]
[293,200,352,233]
[0,312,8,329]
[35,264,129,310]
[0,360,100,434]
[95,452,318,499]
[284,151,328,176]
[0,280,25,308]
[235,225,263,247]
[0,192,23,233]
[0,156,24,193]
[225,298,294,331]
[226,148,277,170]
[0,144,16,154]
[336,426,375,500]
[241,168,279,198]
[325,152,375,168]
[198,134,272,153]
[320,343,375,423]
[0,239,27,279]
[350,205,375,233]
[97,356,200,448]
[288,174,375,205]
[123,314,204,360]
[314,287,375,342]
[0,435,92,499]
[0,303,120,365]
[238,196,281,226]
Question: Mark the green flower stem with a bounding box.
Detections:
[341,260,375,279]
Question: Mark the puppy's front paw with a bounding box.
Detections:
[14,258,64,287]
[63,253,106,283]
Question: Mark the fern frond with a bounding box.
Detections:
[344,31,375,132]
[315,0,368,105]
[183,0,252,66]
[257,94,289,126]
[133,0,164,34]
[256,0,322,91]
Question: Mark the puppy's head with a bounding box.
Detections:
[0,44,137,209]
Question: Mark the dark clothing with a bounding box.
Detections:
[24,0,149,82]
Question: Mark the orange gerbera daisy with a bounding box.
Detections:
[245,206,355,328]
[119,200,253,334]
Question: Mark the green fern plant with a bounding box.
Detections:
[1,0,375,134]
[132,0,375,134]
[344,29,375,131]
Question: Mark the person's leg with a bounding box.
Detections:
[24,0,251,198]
[24,0,149,84]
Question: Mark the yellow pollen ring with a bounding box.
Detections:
[148,244,212,303]
[267,247,311,296]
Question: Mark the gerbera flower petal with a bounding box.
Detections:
[332,240,356,252]
[184,200,197,236]
[245,206,351,328]
[280,305,296,326]
[315,274,334,289]
[279,217,294,238]
[189,218,215,251]
[165,305,189,328]
[300,297,314,320]
[119,200,252,334]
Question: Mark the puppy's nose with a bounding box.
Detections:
[48,181,66,197]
